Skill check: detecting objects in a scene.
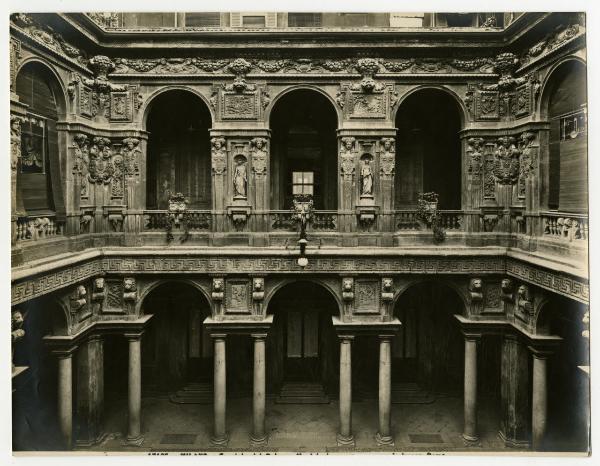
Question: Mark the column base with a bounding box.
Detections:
[249,433,268,447]
[498,430,530,449]
[211,433,229,447]
[375,432,394,446]
[336,433,355,447]
[75,432,108,448]
[124,434,144,446]
[462,433,480,446]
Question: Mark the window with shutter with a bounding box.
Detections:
[184,13,221,27]
[288,13,322,27]
[242,15,266,27]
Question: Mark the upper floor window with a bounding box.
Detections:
[340,13,369,27]
[20,116,46,174]
[292,172,314,196]
[559,108,587,141]
[242,15,266,27]
[184,13,221,27]
[288,13,322,27]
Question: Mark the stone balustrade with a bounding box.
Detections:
[541,212,588,242]
[15,215,63,242]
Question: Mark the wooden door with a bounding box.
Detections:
[284,310,320,382]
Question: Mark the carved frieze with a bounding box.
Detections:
[521,23,584,67]
[10,13,86,64]
[221,92,258,120]
[338,83,393,119]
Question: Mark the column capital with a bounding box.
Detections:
[338,334,354,343]
[52,347,77,358]
[463,332,482,342]
[124,332,143,341]
[528,346,554,359]
[251,333,268,340]
[211,333,227,340]
[378,333,395,341]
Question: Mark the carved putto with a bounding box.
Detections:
[469,278,484,302]
[493,137,521,185]
[123,278,137,302]
[380,138,395,178]
[251,138,268,175]
[211,137,227,175]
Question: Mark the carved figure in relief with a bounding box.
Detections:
[251,138,268,175]
[10,117,21,171]
[123,278,137,302]
[380,138,395,177]
[493,136,520,185]
[233,156,248,198]
[11,310,25,369]
[360,156,374,196]
[469,278,484,302]
[211,137,227,175]
[340,137,356,179]
[88,137,114,184]
[501,278,513,302]
[121,137,141,176]
[517,284,533,316]
[467,138,484,178]
[71,285,87,311]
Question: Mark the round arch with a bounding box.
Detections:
[265,85,342,127]
[141,86,215,129]
[15,58,68,117]
[538,56,587,119]
[392,84,468,127]
[392,278,469,315]
[264,278,342,313]
[137,278,213,315]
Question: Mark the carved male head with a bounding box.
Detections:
[77,284,87,298]
[253,278,264,291]
[517,284,529,301]
[469,278,482,292]
[382,278,393,292]
[94,277,105,291]
[343,278,353,292]
[341,137,354,151]
[124,278,136,292]
[211,138,225,151]
[11,310,24,330]
[213,278,224,292]
[501,278,513,293]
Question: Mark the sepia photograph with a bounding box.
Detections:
[7,2,592,459]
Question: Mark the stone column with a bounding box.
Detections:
[56,350,74,449]
[531,348,550,451]
[212,334,228,446]
[250,333,267,446]
[337,335,355,446]
[125,333,143,445]
[376,335,394,446]
[462,334,480,444]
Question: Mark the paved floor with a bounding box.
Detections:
[89,394,519,453]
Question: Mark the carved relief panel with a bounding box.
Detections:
[354,279,380,314]
[226,279,251,314]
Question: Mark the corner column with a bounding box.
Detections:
[337,335,355,446]
[211,334,228,446]
[125,333,144,446]
[530,347,551,451]
[462,333,480,444]
[56,349,75,449]
[250,333,267,446]
[376,334,394,446]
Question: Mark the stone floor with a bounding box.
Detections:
[89,394,519,453]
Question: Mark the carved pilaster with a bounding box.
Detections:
[211,137,227,232]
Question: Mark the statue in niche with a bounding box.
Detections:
[360,156,374,196]
[233,156,247,198]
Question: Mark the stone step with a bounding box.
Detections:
[169,383,213,404]
[276,382,330,404]
[391,382,435,404]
